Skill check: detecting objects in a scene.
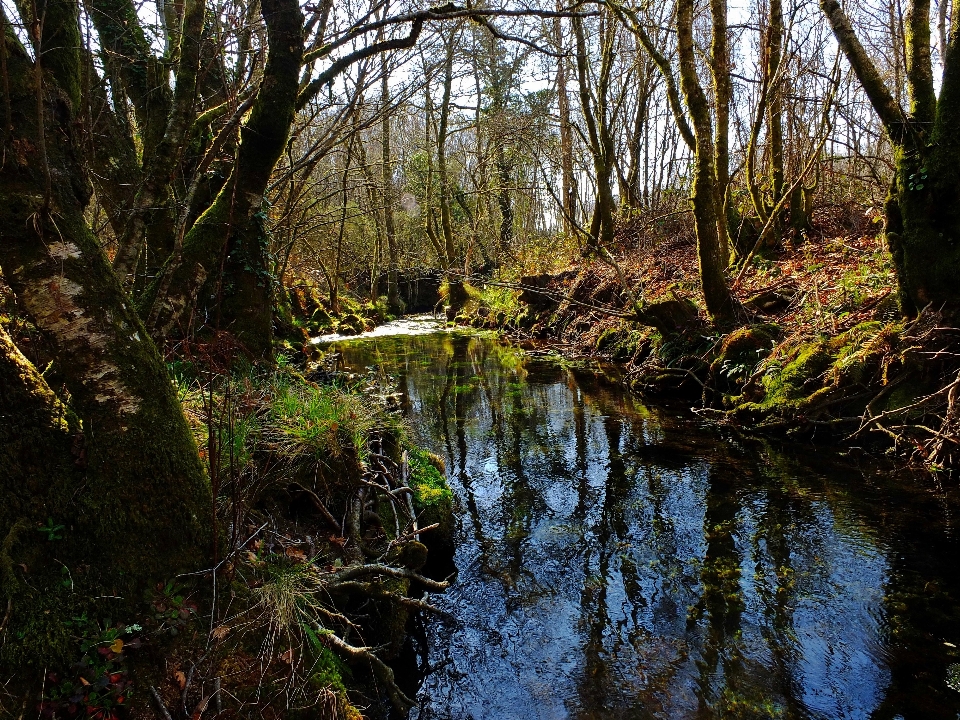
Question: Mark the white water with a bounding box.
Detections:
[310,314,449,345]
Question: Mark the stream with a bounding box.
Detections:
[319,318,960,719]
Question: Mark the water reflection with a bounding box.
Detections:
[323,329,960,719]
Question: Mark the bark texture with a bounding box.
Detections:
[821,0,960,312]
[144,0,304,356]
[0,21,211,669]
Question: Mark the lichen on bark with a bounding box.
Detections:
[0,5,212,670]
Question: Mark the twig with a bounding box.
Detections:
[149,686,175,720]
[176,521,269,578]
[289,483,341,531]
[326,563,450,592]
[318,627,415,711]
[848,372,960,440]
[393,523,439,544]
[182,663,195,717]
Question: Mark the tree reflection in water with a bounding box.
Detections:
[324,327,960,720]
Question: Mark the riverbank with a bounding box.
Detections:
[0,340,454,719]
[162,361,455,718]
[453,226,960,478]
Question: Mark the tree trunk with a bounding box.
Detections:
[573,13,617,250]
[676,0,737,320]
[0,22,212,670]
[381,66,401,313]
[143,0,304,357]
[555,14,576,235]
[496,145,514,257]
[436,30,466,314]
[0,324,86,670]
[821,0,960,313]
[710,0,733,265]
[767,0,786,243]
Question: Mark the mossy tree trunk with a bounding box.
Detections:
[573,12,618,252]
[381,67,402,314]
[435,28,468,314]
[821,0,960,313]
[142,0,304,357]
[555,13,577,235]
[0,13,212,668]
[710,0,733,265]
[676,0,737,321]
[613,0,737,322]
[103,0,208,284]
[0,325,88,668]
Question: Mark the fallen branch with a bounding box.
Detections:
[319,627,415,711]
[327,563,450,592]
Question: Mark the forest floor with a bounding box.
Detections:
[462,205,960,478]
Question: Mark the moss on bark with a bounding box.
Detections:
[0,325,85,668]
[144,0,303,357]
[0,17,212,673]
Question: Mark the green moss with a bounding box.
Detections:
[336,314,365,336]
[752,340,832,412]
[406,447,454,562]
[719,324,779,359]
[300,624,362,719]
[407,448,452,508]
[477,285,522,326]
[730,320,905,422]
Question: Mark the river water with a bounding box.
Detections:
[320,319,960,720]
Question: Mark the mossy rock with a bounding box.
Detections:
[407,447,455,575]
[336,314,364,335]
[394,541,429,571]
[744,288,796,314]
[311,307,332,326]
[360,299,387,324]
[717,324,779,360]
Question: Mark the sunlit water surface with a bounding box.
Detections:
[320,322,960,720]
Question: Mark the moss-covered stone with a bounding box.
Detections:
[337,314,365,336]
[407,447,455,573]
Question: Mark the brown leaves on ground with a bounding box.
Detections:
[529,207,894,354]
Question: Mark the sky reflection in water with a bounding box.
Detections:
[325,327,960,720]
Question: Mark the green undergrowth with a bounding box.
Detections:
[446,280,524,328]
[727,320,905,422]
[173,363,406,485]
[161,364,448,716]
